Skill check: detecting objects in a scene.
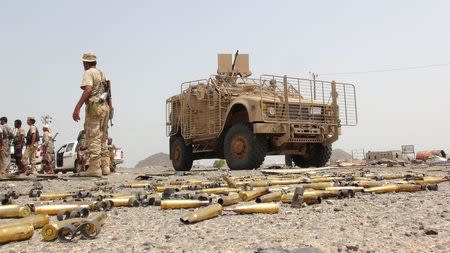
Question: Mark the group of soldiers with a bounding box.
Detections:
[0,116,55,175]
[0,52,116,177]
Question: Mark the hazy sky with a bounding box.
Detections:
[1,1,449,167]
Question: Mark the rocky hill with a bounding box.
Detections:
[135,152,171,168]
[330,149,353,164]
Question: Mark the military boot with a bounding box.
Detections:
[79,159,102,177]
[101,157,110,176]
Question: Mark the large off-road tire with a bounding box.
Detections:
[292,155,310,168]
[309,144,332,167]
[292,144,332,168]
[170,136,193,171]
[224,123,265,170]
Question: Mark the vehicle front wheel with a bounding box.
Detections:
[309,144,332,167]
[170,136,193,171]
[224,123,265,170]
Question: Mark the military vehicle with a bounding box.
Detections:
[166,52,357,171]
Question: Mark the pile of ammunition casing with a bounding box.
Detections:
[0,172,448,244]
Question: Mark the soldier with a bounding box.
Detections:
[22,117,39,175]
[42,125,55,174]
[72,52,112,177]
[75,130,88,172]
[107,137,116,173]
[0,117,14,175]
[13,119,26,174]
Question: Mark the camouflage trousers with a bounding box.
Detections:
[22,146,37,173]
[84,103,110,174]
[0,144,11,173]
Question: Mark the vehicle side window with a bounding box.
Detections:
[66,143,74,152]
[58,145,67,153]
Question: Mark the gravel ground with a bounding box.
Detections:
[1,165,449,253]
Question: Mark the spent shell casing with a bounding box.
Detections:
[180,204,223,224]
[232,203,279,214]
[0,224,34,244]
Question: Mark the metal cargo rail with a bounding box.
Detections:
[259,75,358,126]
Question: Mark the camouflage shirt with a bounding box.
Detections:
[0,124,13,145]
[80,67,107,99]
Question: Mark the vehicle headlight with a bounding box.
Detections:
[310,107,322,115]
[267,107,276,116]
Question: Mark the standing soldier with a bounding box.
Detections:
[42,125,55,174]
[72,52,112,177]
[107,137,116,173]
[13,120,26,174]
[0,117,14,175]
[22,117,39,176]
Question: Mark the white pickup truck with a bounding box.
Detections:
[56,141,124,174]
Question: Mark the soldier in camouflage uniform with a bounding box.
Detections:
[0,117,14,175]
[72,53,112,177]
[42,125,55,174]
[107,137,116,173]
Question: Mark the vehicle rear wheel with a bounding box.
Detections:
[292,155,310,168]
[224,123,265,170]
[170,136,193,171]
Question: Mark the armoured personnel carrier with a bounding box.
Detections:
[166,52,357,171]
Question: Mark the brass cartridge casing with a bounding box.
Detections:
[39,193,75,201]
[0,224,34,244]
[0,205,32,218]
[325,186,364,193]
[395,184,422,192]
[111,194,134,198]
[103,197,137,207]
[380,174,404,180]
[0,214,49,229]
[217,193,241,206]
[180,204,223,224]
[423,177,447,184]
[363,184,399,194]
[41,218,84,241]
[130,183,152,188]
[248,180,270,187]
[187,180,203,186]
[354,181,384,188]
[303,182,335,190]
[34,204,89,215]
[196,188,239,195]
[255,191,282,203]
[179,185,189,190]
[169,180,184,185]
[308,190,342,198]
[88,212,108,226]
[353,177,372,181]
[270,179,304,186]
[160,200,210,209]
[223,176,237,188]
[280,192,321,204]
[232,203,279,214]
[309,177,340,183]
[239,187,269,201]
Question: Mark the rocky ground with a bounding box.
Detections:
[1,165,449,253]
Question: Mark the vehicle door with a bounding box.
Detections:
[62,142,76,169]
[56,144,67,168]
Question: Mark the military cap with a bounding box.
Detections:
[82,52,97,62]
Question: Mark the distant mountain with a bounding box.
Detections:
[330,149,353,164]
[135,152,172,168]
